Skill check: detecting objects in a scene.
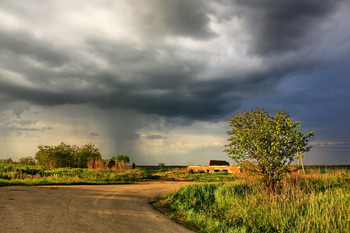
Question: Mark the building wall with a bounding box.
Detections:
[188,165,240,174]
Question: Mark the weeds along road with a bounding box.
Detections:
[0,182,194,233]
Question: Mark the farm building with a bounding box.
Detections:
[188,160,240,173]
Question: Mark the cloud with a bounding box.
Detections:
[125,0,216,40]
[0,0,348,121]
[144,135,167,140]
[90,132,101,137]
[310,141,350,150]
[218,0,343,55]
[0,30,66,66]
[0,116,53,138]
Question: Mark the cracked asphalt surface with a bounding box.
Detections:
[0,182,194,233]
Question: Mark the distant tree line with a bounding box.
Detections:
[1,143,133,170]
[0,156,36,165]
[0,143,134,170]
[35,142,102,169]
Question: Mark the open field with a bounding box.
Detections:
[0,163,154,185]
[3,162,348,185]
[0,163,239,185]
[154,171,350,233]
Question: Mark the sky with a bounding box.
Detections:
[0,0,349,165]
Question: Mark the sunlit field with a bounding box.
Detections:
[154,169,350,233]
[0,163,152,185]
[0,164,239,185]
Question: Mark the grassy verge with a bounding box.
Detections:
[154,172,350,233]
[153,168,237,182]
[0,163,239,185]
[0,163,153,186]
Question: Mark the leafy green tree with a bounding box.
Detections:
[74,143,102,168]
[111,154,130,164]
[35,143,74,168]
[35,143,101,168]
[0,157,15,164]
[224,109,314,192]
[35,145,53,168]
[18,156,36,165]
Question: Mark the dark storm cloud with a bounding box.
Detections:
[90,132,100,137]
[127,0,216,40]
[0,30,66,67]
[0,78,90,106]
[1,30,227,120]
[219,0,341,55]
[0,0,349,122]
[145,135,166,140]
[7,126,53,132]
[0,118,53,137]
[0,35,307,120]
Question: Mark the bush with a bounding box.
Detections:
[225,109,314,193]
[18,156,36,165]
[35,143,102,169]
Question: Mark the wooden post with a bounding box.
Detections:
[296,152,306,175]
[299,153,306,175]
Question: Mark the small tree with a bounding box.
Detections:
[18,156,36,165]
[35,143,102,169]
[0,158,15,164]
[111,154,130,164]
[74,143,102,168]
[109,154,130,171]
[35,143,75,168]
[224,109,314,192]
[158,163,165,169]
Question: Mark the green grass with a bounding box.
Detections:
[0,163,239,185]
[0,163,153,185]
[154,172,350,233]
[154,168,237,182]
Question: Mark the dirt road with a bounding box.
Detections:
[0,182,194,233]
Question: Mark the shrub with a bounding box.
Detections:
[225,109,314,193]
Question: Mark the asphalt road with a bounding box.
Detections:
[0,182,194,233]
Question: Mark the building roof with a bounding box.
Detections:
[208,160,230,166]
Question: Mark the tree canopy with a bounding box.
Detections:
[35,143,101,169]
[110,154,130,164]
[18,156,36,165]
[225,109,314,192]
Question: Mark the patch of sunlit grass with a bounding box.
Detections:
[154,172,350,233]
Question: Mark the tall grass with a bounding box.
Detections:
[155,168,237,182]
[0,163,238,185]
[155,171,350,233]
[0,162,152,185]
